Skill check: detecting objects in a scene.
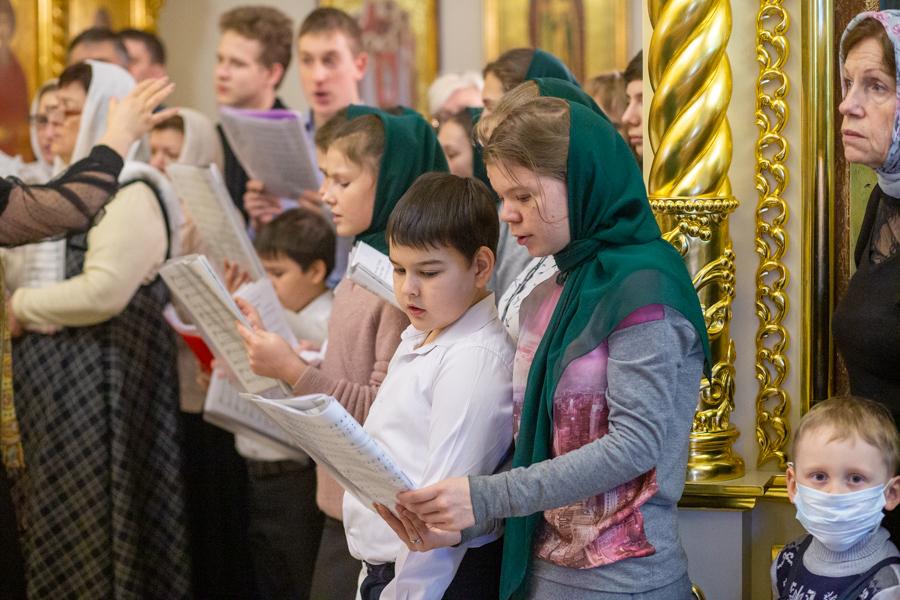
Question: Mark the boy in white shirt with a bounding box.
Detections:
[342,172,515,600]
[237,208,336,599]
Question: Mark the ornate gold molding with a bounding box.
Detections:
[37,0,69,83]
[649,0,744,481]
[754,1,791,468]
[800,0,834,411]
[131,0,166,32]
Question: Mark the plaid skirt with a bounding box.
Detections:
[11,231,191,599]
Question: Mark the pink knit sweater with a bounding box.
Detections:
[292,274,409,518]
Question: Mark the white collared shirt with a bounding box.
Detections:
[342,294,515,600]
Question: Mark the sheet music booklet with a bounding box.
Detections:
[243,392,417,512]
[347,241,401,309]
[218,107,319,199]
[159,254,293,395]
[166,163,265,281]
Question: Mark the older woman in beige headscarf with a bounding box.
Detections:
[149,107,223,268]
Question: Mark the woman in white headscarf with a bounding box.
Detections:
[8,61,190,600]
[0,80,59,184]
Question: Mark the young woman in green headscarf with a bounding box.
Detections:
[481,77,611,338]
[381,98,710,599]
[236,107,447,586]
[482,47,580,113]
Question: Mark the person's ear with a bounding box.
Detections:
[885,476,900,511]
[353,51,369,81]
[472,246,494,288]
[305,259,327,285]
[266,62,285,90]
[149,64,166,80]
[786,463,798,504]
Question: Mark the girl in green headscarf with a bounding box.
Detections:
[481,77,609,337]
[382,98,710,600]
[482,47,580,113]
[236,107,446,587]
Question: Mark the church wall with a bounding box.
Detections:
[157,0,643,119]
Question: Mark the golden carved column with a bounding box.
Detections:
[37,0,69,83]
[754,1,791,468]
[648,0,744,481]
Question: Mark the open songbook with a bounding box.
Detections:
[218,107,319,199]
[347,241,401,309]
[243,393,417,511]
[166,163,265,280]
[159,254,293,395]
[203,375,305,458]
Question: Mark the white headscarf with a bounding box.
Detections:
[0,79,58,183]
[176,108,224,170]
[61,61,183,256]
[29,79,58,175]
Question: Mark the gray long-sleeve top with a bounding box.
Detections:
[466,305,705,594]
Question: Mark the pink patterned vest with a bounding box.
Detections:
[513,278,662,569]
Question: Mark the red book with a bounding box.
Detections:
[163,304,214,373]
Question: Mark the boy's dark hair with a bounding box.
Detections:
[69,28,129,67]
[59,62,94,93]
[299,7,364,56]
[387,172,499,262]
[483,48,535,92]
[219,6,294,87]
[152,115,185,134]
[119,28,167,66]
[624,50,642,85]
[254,208,336,277]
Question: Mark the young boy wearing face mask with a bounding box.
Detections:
[774,396,900,600]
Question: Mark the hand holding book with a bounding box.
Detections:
[235,296,307,385]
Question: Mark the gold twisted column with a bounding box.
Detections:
[754,1,791,468]
[649,0,744,481]
[37,0,69,83]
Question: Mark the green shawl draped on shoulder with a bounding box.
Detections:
[499,101,711,600]
[346,105,448,254]
[466,107,492,191]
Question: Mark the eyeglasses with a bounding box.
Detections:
[29,115,51,128]
[46,105,83,122]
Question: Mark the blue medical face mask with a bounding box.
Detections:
[791,470,895,552]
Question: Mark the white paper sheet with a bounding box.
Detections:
[160,254,287,394]
[245,394,417,511]
[218,107,319,199]
[203,373,303,457]
[166,163,266,281]
[347,241,401,309]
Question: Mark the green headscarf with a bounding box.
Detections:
[524,48,580,87]
[346,105,449,254]
[466,107,492,191]
[498,101,711,600]
[533,77,608,123]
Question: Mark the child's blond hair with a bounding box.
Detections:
[793,396,900,475]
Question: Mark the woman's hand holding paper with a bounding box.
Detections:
[234,296,306,384]
[395,477,476,531]
[374,503,461,552]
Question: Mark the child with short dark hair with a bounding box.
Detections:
[236,106,445,600]
[774,396,900,600]
[237,207,336,599]
[347,171,514,600]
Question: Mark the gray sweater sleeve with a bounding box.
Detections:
[467,308,700,523]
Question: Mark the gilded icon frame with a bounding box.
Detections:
[483,0,630,81]
[318,0,439,117]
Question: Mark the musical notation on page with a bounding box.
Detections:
[245,393,417,512]
[160,254,288,395]
[167,163,266,281]
[218,107,319,199]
